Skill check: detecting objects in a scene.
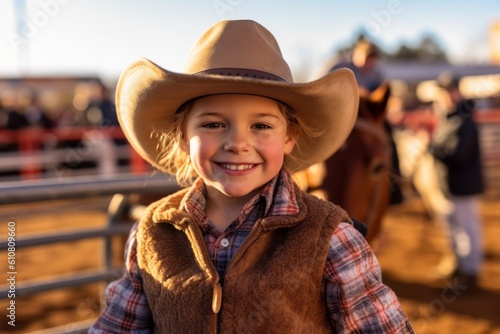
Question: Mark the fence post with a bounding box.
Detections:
[129,146,148,174]
[18,129,42,179]
[99,193,131,310]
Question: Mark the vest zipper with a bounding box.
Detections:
[212,281,222,333]
[212,281,222,313]
[214,221,264,332]
[185,221,222,333]
[216,275,224,334]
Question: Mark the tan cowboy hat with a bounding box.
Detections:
[116,19,359,173]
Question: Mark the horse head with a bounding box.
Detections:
[321,82,392,244]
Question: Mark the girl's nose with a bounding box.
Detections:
[223,128,250,153]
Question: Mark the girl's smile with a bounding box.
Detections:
[216,163,258,174]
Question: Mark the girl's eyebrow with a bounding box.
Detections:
[251,113,286,124]
[253,112,281,119]
[192,111,222,118]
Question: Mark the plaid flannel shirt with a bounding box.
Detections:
[90,169,414,333]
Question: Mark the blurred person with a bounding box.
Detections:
[429,72,485,288]
[55,83,89,128]
[57,82,120,175]
[0,101,19,152]
[87,83,125,174]
[87,83,125,144]
[23,92,54,129]
[0,90,27,131]
[329,36,404,205]
[91,84,119,127]
[0,95,28,178]
[329,36,384,92]
[82,82,119,127]
[57,82,113,128]
[5,106,28,131]
[0,101,7,129]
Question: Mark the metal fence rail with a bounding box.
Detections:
[0,127,149,180]
[0,173,178,204]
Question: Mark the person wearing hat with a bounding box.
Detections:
[90,20,413,333]
[430,71,485,288]
[329,36,384,92]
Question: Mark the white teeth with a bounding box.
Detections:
[221,164,254,171]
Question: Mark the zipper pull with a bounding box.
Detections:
[212,282,222,313]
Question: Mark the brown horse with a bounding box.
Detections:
[319,83,393,245]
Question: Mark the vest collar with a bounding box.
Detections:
[150,183,307,231]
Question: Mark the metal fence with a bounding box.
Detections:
[0,174,180,333]
[0,127,149,180]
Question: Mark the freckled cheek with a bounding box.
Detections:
[255,132,289,150]
[254,132,283,146]
[188,136,216,165]
[258,142,286,164]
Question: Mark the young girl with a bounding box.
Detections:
[90,20,414,333]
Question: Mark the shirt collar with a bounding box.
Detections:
[181,168,299,223]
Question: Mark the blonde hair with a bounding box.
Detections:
[152,101,195,187]
[152,97,320,187]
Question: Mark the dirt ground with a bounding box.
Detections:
[376,194,500,334]
[0,192,499,333]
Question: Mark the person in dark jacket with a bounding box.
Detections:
[430,72,485,288]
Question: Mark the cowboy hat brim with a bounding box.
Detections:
[116,58,359,173]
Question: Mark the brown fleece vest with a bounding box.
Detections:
[136,184,350,333]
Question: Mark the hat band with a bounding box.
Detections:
[196,68,287,82]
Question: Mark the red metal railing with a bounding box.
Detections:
[0,127,149,179]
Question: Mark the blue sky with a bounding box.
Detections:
[0,0,499,81]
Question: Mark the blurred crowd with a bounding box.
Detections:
[0,81,118,133]
[0,80,127,178]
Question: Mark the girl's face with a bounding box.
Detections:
[184,94,296,199]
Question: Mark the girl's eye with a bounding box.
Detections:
[253,123,272,130]
[201,122,224,129]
